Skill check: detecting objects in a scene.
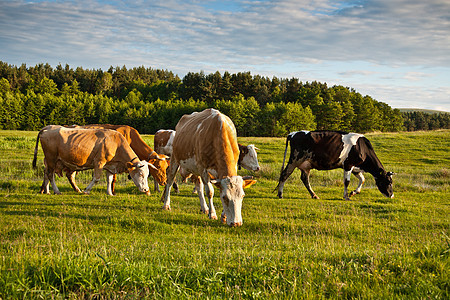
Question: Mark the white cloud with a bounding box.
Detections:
[0,0,449,110]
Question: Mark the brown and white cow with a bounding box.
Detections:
[153,129,179,193]
[63,124,169,194]
[154,129,260,192]
[32,125,152,196]
[161,109,256,227]
[276,130,394,200]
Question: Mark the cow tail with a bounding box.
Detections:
[280,134,291,174]
[274,135,291,192]
[32,130,42,169]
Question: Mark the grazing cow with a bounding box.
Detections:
[237,144,260,171]
[276,130,394,200]
[32,125,152,196]
[153,129,260,193]
[63,124,169,195]
[161,109,256,227]
[153,129,179,193]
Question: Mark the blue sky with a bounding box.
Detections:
[1,0,449,111]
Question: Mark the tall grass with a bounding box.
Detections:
[0,130,449,298]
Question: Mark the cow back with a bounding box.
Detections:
[39,127,131,169]
[173,109,239,178]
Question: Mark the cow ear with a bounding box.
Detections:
[242,179,256,189]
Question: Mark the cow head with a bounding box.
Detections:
[148,153,169,186]
[239,144,260,172]
[375,171,394,198]
[211,176,256,227]
[126,160,151,195]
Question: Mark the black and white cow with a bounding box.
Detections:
[276,130,394,200]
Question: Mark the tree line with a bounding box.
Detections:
[0,61,447,136]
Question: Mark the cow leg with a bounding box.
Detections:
[111,174,117,195]
[196,177,209,215]
[343,168,353,200]
[277,161,298,198]
[40,168,51,194]
[43,159,61,195]
[300,169,319,199]
[173,181,179,194]
[84,167,103,194]
[153,178,160,192]
[49,172,61,195]
[201,172,217,220]
[66,170,82,193]
[106,171,115,196]
[350,171,365,197]
[39,158,51,194]
[161,160,180,210]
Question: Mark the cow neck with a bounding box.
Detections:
[362,154,386,179]
[216,140,239,178]
[128,129,155,161]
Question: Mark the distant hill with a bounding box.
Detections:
[398,108,449,114]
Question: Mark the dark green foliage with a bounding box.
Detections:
[3,60,443,135]
[403,111,450,131]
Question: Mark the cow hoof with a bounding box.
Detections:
[349,190,359,197]
[221,215,227,224]
[200,209,209,215]
[209,213,218,220]
[277,192,283,198]
[344,196,350,201]
[162,205,171,211]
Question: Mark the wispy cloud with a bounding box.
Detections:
[0,0,449,110]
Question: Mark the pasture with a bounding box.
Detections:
[0,129,449,299]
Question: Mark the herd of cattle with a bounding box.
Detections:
[32,108,394,227]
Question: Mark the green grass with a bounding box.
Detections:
[0,130,449,299]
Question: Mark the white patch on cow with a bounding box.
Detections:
[179,157,199,175]
[162,131,176,155]
[344,167,354,181]
[288,131,298,138]
[339,133,364,165]
[289,130,309,139]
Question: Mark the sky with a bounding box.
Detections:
[1,0,449,111]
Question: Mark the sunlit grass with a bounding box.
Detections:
[0,130,449,298]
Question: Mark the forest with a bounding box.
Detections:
[0,61,448,136]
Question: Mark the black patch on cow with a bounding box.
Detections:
[288,131,346,170]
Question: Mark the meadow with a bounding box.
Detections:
[0,129,448,299]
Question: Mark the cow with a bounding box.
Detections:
[153,129,179,193]
[153,129,260,193]
[32,125,152,196]
[276,130,394,200]
[161,109,256,227]
[62,124,169,195]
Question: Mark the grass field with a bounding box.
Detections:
[0,129,449,299]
